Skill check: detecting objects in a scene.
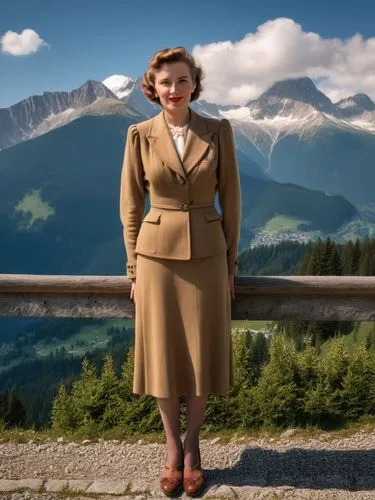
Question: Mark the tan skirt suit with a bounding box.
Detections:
[119,107,242,398]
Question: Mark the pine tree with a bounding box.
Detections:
[232,329,253,387]
[342,241,354,275]
[306,238,323,275]
[250,334,300,427]
[250,332,269,382]
[97,354,126,430]
[69,357,101,428]
[297,344,321,421]
[0,391,8,422]
[298,243,314,275]
[121,344,135,398]
[51,384,77,431]
[328,246,342,276]
[359,238,371,275]
[342,344,375,419]
[305,338,349,424]
[352,239,361,275]
[369,240,375,275]
[5,389,26,428]
[321,238,334,275]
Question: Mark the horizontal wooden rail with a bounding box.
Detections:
[0,274,375,320]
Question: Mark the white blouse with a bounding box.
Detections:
[168,123,189,159]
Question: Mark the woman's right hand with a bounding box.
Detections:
[130,279,136,302]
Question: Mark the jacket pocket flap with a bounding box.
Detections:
[200,156,218,164]
[143,211,161,223]
[204,212,222,222]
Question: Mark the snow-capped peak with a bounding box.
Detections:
[335,93,375,118]
[249,77,337,116]
[102,75,135,100]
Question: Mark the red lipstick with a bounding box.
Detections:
[170,97,183,102]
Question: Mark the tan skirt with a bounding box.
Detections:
[133,251,233,398]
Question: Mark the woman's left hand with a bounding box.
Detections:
[228,274,235,299]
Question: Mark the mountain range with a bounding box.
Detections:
[2,74,375,206]
[1,72,375,281]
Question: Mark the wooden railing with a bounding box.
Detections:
[1,274,375,320]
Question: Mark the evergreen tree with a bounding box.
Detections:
[352,239,361,275]
[342,241,354,275]
[250,332,269,382]
[69,357,101,428]
[121,344,135,397]
[321,238,334,275]
[296,343,320,421]
[342,344,375,419]
[249,334,300,427]
[205,329,246,430]
[306,238,323,275]
[97,354,126,430]
[5,389,26,428]
[359,238,371,275]
[231,329,256,387]
[51,384,77,431]
[328,246,342,275]
[369,241,375,275]
[0,391,8,422]
[298,243,314,274]
[304,338,349,425]
[275,320,309,351]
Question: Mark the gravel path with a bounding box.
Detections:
[1,429,375,498]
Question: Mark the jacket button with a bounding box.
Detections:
[181,203,188,210]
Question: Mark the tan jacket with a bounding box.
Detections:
[119,107,242,279]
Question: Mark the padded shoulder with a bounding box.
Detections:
[200,115,222,131]
[127,123,139,136]
[135,117,154,135]
[220,118,231,128]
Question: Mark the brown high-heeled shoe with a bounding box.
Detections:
[160,441,184,498]
[183,447,206,497]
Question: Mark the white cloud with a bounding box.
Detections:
[1,29,48,56]
[192,18,375,105]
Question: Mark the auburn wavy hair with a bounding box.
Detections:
[142,46,204,104]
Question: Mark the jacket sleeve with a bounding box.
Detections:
[217,118,242,275]
[119,124,146,279]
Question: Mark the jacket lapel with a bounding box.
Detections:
[183,108,213,174]
[147,110,185,180]
[147,108,213,179]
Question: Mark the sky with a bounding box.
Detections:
[1,0,375,108]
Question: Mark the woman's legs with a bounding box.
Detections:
[183,395,208,468]
[157,394,208,468]
[157,397,182,468]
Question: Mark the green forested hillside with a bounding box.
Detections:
[0,325,134,428]
[271,125,375,205]
[0,114,135,277]
[239,172,358,233]
[238,240,311,275]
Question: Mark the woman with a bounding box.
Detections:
[119,46,242,497]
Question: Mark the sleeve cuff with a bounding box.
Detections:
[227,258,239,276]
[126,262,136,279]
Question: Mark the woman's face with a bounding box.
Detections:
[153,61,196,111]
